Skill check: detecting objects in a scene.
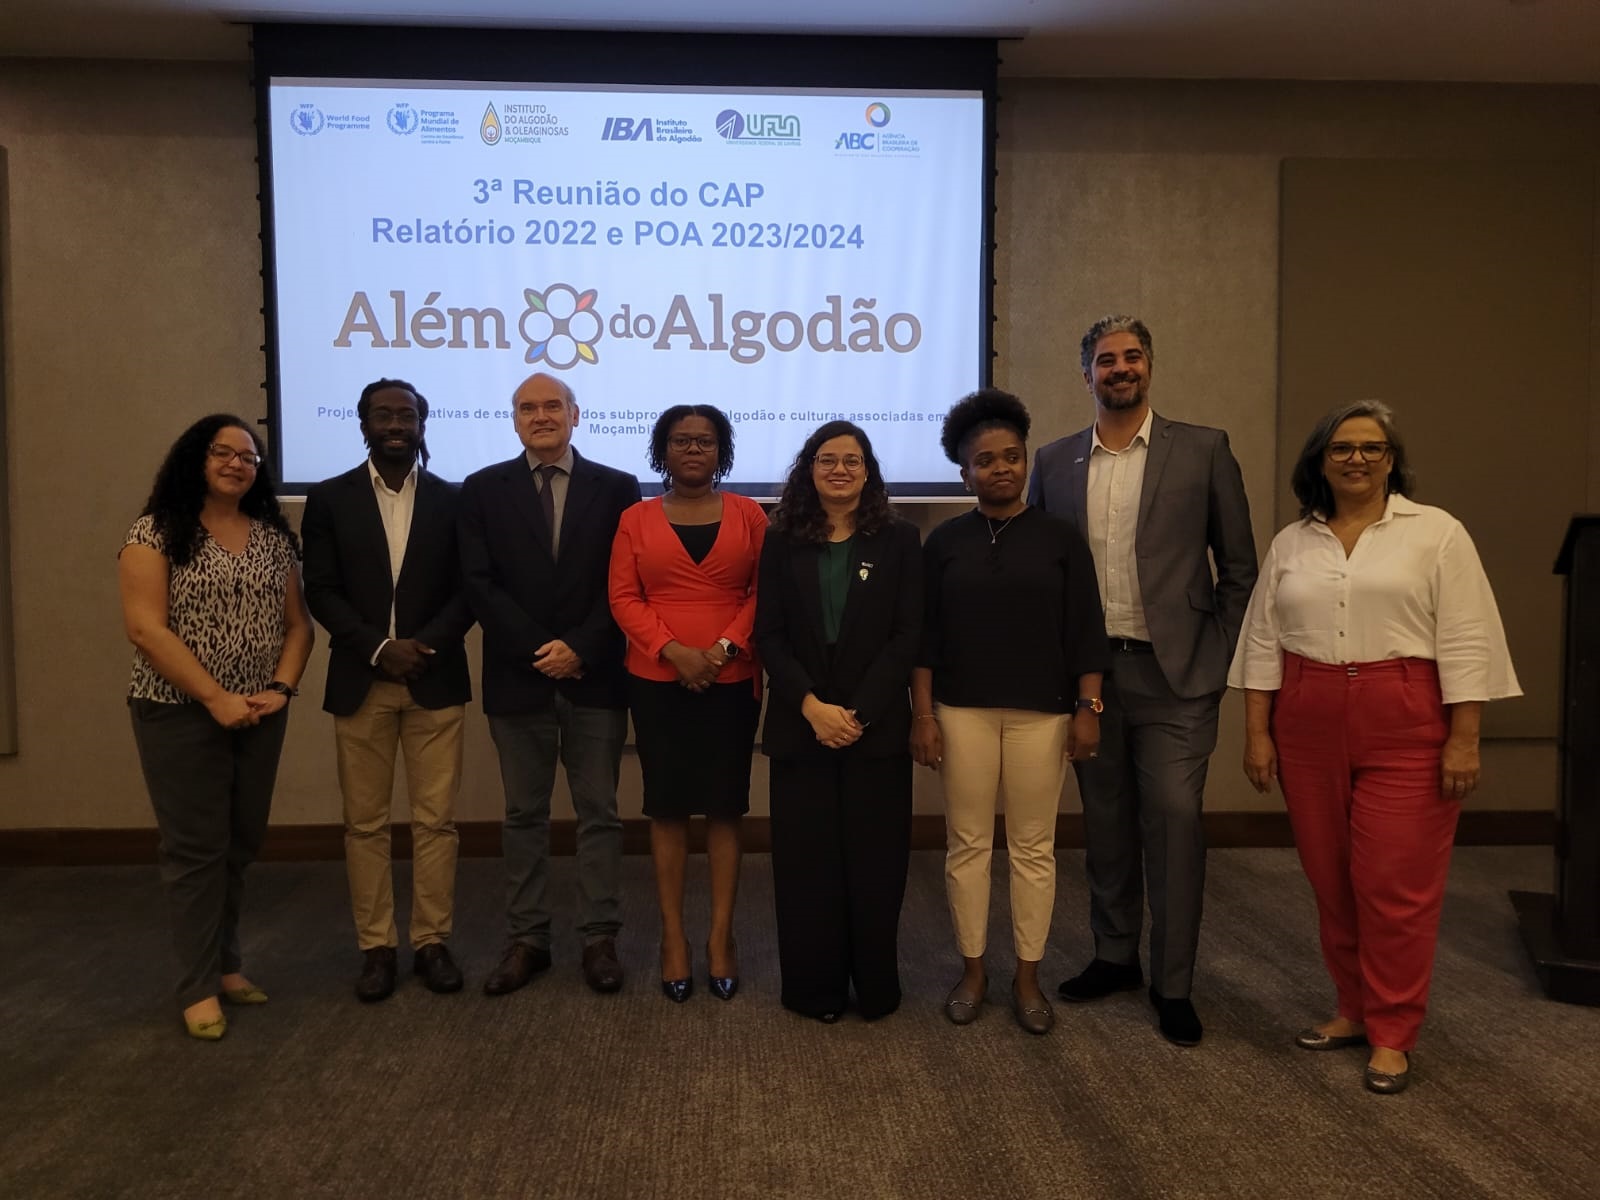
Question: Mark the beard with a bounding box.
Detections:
[1095,376,1148,411]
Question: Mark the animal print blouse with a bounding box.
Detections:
[122,515,297,704]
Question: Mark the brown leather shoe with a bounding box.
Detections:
[582,937,624,994]
[413,943,464,994]
[482,942,552,996]
[355,946,398,1004]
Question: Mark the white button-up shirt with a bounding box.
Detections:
[1086,407,1153,640]
[1227,493,1521,704]
[368,460,418,639]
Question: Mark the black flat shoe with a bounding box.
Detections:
[944,977,986,1026]
[1365,1053,1411,1094]
[1011,981,1055,1035]
[1295,1027,1369,1051]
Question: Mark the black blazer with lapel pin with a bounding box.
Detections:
[754,518,923,760]
[301,464,475,717]
[457,448,642,716]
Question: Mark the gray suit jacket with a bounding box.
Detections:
[1028,414,1257,699]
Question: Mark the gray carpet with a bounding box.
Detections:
[1,847,1596,1199]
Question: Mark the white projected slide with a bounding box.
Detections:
[266,79,985,491]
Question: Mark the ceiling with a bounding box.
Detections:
[1,0,1598,82]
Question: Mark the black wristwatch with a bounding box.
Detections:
[264,681,297,699]
[715,638,741,660]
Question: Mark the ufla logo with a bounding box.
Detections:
[480,103,502,145]
[714,109,800,144]
[291,104,324,136]
[387,103,418,135]
[333,288,923,367]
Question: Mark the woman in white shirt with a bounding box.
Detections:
[1228,401,1519,1095]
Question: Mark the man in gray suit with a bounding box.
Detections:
[1029,315,1256,1046]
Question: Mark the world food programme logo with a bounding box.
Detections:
[865,103,891,128]
[715,109,800,144]
[291,104,325,136]
[519,284,602,368]
[387,104,418,135]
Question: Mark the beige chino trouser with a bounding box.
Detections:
[936,704,1069,961]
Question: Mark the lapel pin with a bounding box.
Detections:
[859,561,874,581]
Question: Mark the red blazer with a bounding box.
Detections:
[608,492,767,684]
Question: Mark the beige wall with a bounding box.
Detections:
[1,65,1594,829]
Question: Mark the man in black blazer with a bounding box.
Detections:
[302,379,475,1003]
[1029,316,1257,1047]
[458,372,642,996]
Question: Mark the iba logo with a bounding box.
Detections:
[333,285,923,366]
[602,117,652,142]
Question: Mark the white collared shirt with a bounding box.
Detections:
[368,459,418,639]
[1085,407,1154,640]
[1227,493,1521,703]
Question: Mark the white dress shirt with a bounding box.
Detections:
[1227,493,1521,704]
[368,460,418,641]
[1085,407,1153,640]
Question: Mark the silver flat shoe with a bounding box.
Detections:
[1295,1027,1368,1051]
[1364,1053,1411,1094]
[944,980,985,1026]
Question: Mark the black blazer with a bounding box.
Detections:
[458,449,642,715]
[301,464,475,717]
[754,518,922,760]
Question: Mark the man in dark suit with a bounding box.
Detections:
[1029,316,1257,1046]
[458,372,642,996]
[302,379,475,1003]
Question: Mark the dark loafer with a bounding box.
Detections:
[413,943,464,994]
[581,938,624,994]
[943,978,986,1026]
[1150,987,1203,1047]
[355,946,397,1004]
[1011,983,1055,1035]
[1295,1027,1369,1051]
[483,942,552,996]
[1365,1054,1411,1094]
[1058,958,1143,1002]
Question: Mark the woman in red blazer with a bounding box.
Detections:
[609,405,767,1003]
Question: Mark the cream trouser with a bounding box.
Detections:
[938,704,1069,961]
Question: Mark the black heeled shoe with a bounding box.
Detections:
[706,940,739,1001]
[661,938,692,1004]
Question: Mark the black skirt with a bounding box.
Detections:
[629,676,761,818]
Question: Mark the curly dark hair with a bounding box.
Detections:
[1290,400,1415,519]
[357,377,431,469]
[769,421,894,543]
[647,404,735,488]
[141,413,299,567]
[940,388,1031,465]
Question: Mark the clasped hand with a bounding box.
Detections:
[378,637,435,682]
[662,641,725,692]
[533,639,584,680]
[803,695,862,750]
[207,690,285,731]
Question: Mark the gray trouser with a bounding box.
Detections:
[128,698,289,1010]
[1072,650,1221,998]
[489,698,627,947]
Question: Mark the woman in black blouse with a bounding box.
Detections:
[754,421,922,1023]
[912,390,1108,1033]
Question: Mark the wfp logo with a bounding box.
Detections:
[519,284,603,368]
[602,117,653,142]
[387,104,418,135]
[715,109,800,144]
[291,105,324,136]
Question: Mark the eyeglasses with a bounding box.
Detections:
[208,444,261,468]
[1326,442,1390,463]
[813,454,865,472]
[667,434,718,452]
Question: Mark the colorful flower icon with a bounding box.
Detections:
[518,284,603,368]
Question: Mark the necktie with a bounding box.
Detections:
[537,464,560,555]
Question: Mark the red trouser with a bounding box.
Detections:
[1272,652,1457,1052]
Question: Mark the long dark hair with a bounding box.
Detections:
[647,404,735,488]
[1290,400,1415,519]
[770,420,893,543]
[141,413,299,567]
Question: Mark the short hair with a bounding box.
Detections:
[510,373,576,408]
[647,404,735,486]
[940,388,1031,465]
[141,413,298,567]
[357,378,431,467]
[1290,400,1416,519]
[1079,315,1155,375]
[769,420,894,543]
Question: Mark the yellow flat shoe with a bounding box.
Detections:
[184,1013,228,1041]
[222,985,268,1005]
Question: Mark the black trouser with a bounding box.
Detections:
[129,699,288,1009]
[769,752,912,1019]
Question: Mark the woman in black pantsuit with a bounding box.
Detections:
[754,421,922,1022]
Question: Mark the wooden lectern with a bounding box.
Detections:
[1511,515,1600,1004]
